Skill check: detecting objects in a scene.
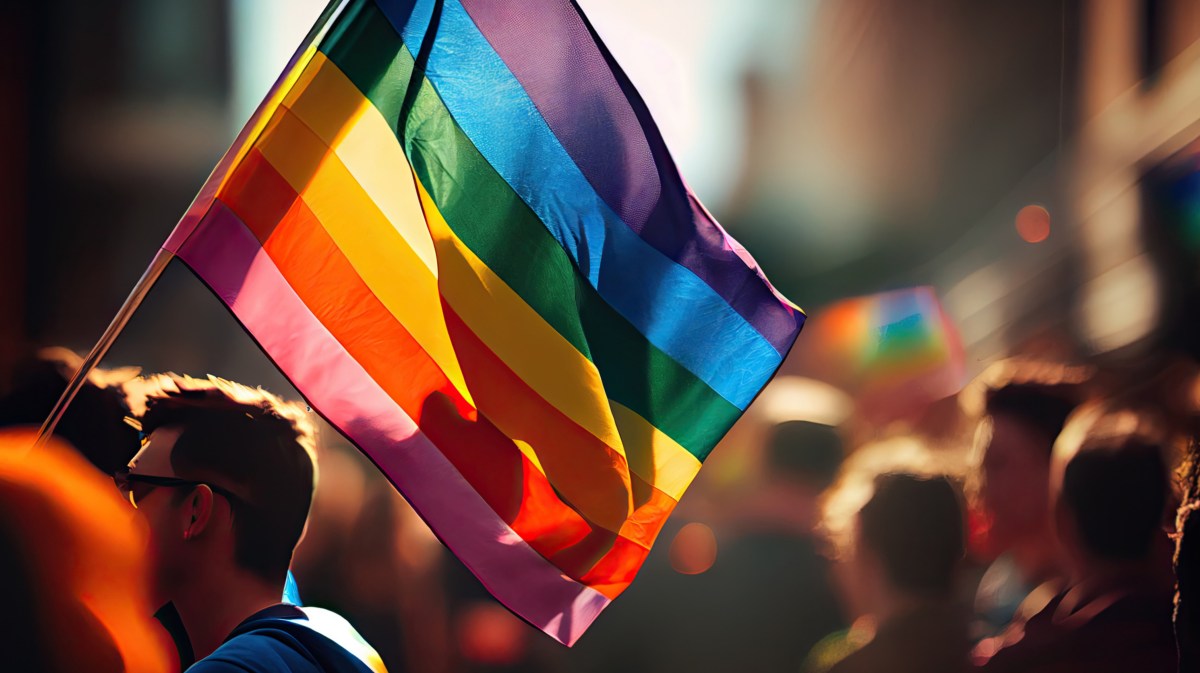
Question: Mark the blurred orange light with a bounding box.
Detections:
[1015,205,1051,243]
[669,522,718,575]
[456,602,527,665]
[0,431,173,672]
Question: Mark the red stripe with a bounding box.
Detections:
[219,150,293,242]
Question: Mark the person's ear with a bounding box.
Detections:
[183,485,215,542]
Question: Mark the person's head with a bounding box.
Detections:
[122,375,317,606]
[975,382,1078,554]
[853,473,965,605]
[765,420,843,493]
[1051,409,1170,573]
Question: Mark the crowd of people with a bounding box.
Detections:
[0,347,1195,672]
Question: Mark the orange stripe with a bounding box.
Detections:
[579,537,653,598]
[622,477,678,544]
[440,304,635,531]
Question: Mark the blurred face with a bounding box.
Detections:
[977,414,1052,553]
[843,514,885,618]
[124,427,189,607]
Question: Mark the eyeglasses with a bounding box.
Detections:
[112,468,241,510]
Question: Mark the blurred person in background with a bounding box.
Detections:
[0,430,173,672]
[965,362,1088,641]
[680,419,847,671]
[1177,428,1200,671]
[977,408,1177,672]
[0,346,141,474]
[568,419,846,673]
[1173,365,1200,671]
[123,374,385,673]
[820,472,969,673]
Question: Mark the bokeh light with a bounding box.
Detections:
[455,601,527,666]
[669,522,718,575]
[1015,205,1051,243]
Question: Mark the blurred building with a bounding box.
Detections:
[0,1,330,391]
[729,0,1200,389]
[1069,0,1200,363]
[731,0,1084,366]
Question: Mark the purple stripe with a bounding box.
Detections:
[456,0,804,354]
[170,201,610,646]
[452,0,659,232]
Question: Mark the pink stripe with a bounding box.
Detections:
[171,201,610,646]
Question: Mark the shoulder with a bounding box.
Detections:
[190,608,385,673]
[294,607,387,672]
[187,629,318,673]
[187,660,255,673]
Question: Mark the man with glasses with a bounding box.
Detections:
[118,374,385,673]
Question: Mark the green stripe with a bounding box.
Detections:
[319,2,738,459]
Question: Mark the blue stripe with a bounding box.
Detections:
[373,0,781,409]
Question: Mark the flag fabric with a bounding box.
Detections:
[819,287,961,388]
[162,0,803,645]
[795,287,963,423]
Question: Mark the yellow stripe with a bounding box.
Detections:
[513,439,544,474]
[610,403,701,500]
[282,52,438,273]
[412,179,627,458]
[254,109,475,407]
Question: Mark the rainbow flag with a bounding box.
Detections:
[798,287,963,421]
[162,0,803,644]
[820,287,961,388]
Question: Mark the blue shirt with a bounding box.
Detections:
[187,605,381,673]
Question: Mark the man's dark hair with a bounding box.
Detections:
[140,375,317,583]
[1062,431,1168,561]
[859,473,965,596]
[985,383,1078,454]
[765,420,843,491]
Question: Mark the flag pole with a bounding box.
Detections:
[34,248,175,447]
